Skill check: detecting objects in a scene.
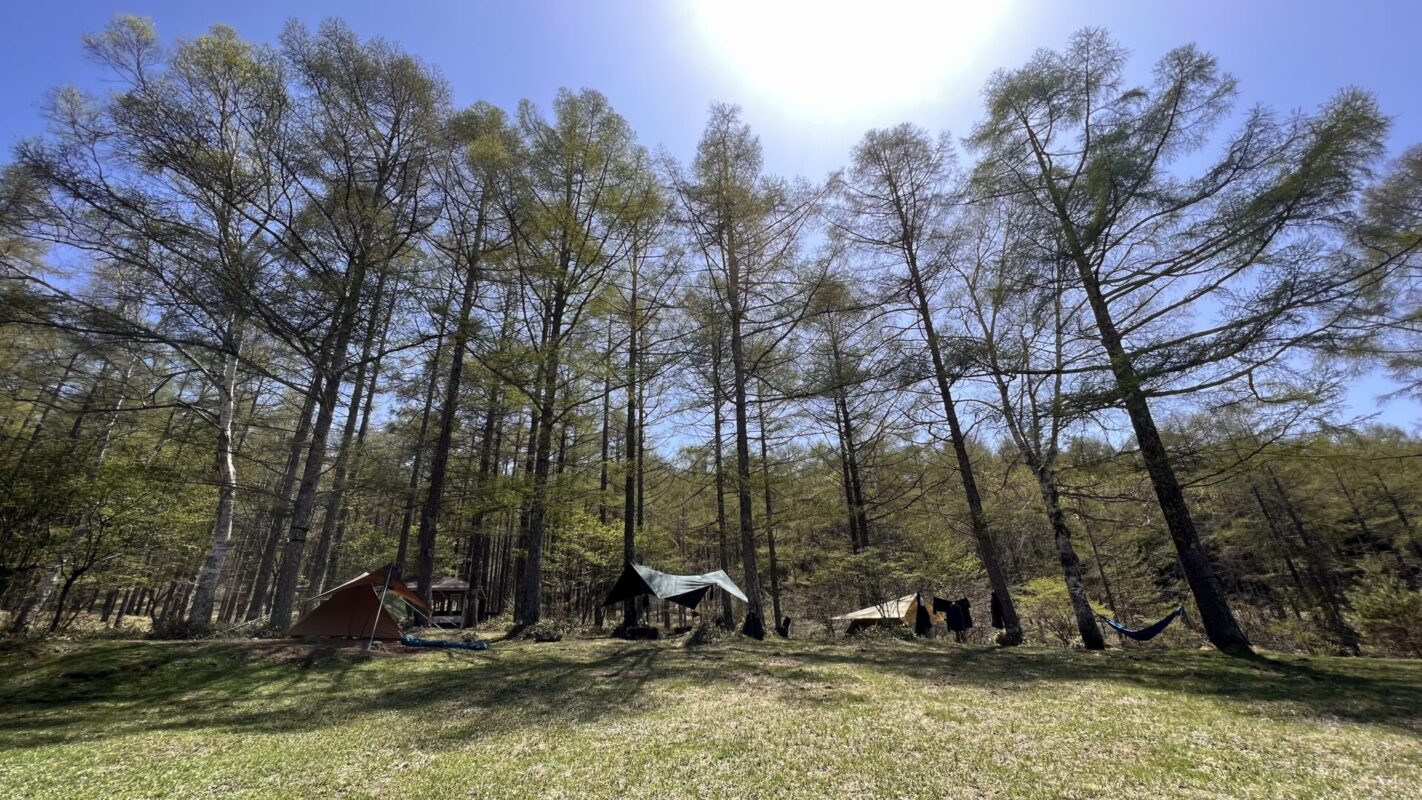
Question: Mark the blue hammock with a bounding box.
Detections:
[1100,606,1184,641]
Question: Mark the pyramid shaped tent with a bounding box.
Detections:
[831,593,946,627]
[287,565,430,640]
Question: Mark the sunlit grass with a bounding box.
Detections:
[2,636,1420,798]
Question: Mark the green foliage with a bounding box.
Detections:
[1350,574,1422,658]
[1015,578,1081,647]
[147,617,208,641]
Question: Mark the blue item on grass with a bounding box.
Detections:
[402,635,489,651]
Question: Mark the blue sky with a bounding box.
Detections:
[3,0,1419,429]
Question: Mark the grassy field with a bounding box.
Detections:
[2,634,1421,799]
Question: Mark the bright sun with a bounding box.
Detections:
[692,0,1012,114]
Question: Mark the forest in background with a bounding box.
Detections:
[2,17,1421,657]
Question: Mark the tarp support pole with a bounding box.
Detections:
[367,568,394,650]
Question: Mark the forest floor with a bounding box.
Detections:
[2,634,1421,799]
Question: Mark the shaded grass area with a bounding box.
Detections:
[2,636,1420,799]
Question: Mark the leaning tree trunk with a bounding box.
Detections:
[1373,471,1422,563]
[1036,470,1106,650]
[322,299,391,593]
[309,273,391,599]
[1267,470,1359,655]
[304,351,369,601]
[8,527,83,633]
[987,372,1104,650]
[1072,251,1251,654]
[905,260,1023,645]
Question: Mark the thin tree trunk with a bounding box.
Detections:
[514,299,564,628]
[1251,483,1310,614]
[1037,472,1105,649]
[188,325,245,629]
[1267,470,1359,654]
[304,351,369,600]
[711,336,733,629]
[417,207,487,605]
[461,382,502,627]
[599,320,613,527]
[726,241,764,632]
[757,393,782,630]
[270,273,366,630]
[904,257,1022,645]
[621,290,639,629]
[11,358,132,632]
[397,320,448,574]
[244,380,320,621]
[1373,471,1422,563]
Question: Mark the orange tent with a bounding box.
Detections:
[287,565,431,640]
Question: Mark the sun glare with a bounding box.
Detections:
[692,0,1011,114]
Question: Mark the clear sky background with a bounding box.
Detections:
[2,0,1419,429]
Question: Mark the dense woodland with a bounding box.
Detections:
[3,17,1422,657]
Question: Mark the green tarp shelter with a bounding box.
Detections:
[602,562,748,609]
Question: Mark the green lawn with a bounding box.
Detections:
[2,635,1420,799]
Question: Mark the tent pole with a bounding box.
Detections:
[367,567,395,651]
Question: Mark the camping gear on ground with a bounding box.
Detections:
[287,565,430,640]
[990,592,1004,629]
[743,610,765,640]
[602,562,749,610]
[1100,606,1186,642]
[914,594,932,637]
[619,625,661,640]
[831,594,946,635]
[401,635,488,651]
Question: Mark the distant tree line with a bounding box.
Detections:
[2,20,1420,656]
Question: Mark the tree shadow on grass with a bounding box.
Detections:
[786,640,1422,737]
[3,637,1420,755]
[0,639,675,752]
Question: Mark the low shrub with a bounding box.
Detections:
[1349,577,1422,658]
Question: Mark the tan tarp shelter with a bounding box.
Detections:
[287,565,431,640]
[831,593,945,633]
